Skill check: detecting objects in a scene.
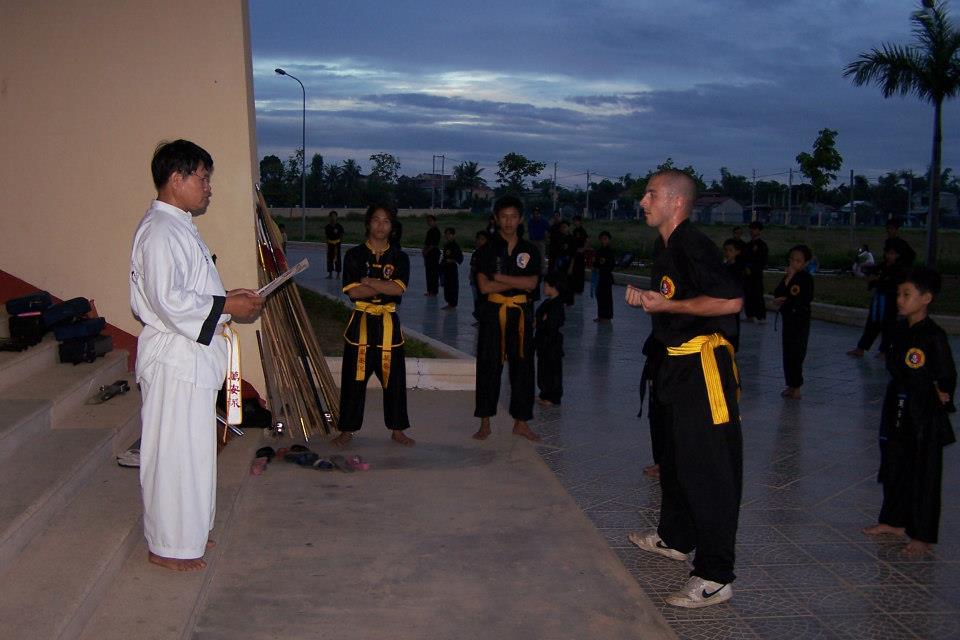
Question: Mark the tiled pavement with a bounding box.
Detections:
[293,243,960,639]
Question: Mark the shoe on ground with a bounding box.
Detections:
[116,449,140,468]
[665,576,732,608]
[627,531,687,561]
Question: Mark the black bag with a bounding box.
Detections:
[53,317,106,341]
[58,334,112,365]
[9,314,46,345]
[42,297,91,328]
[5,291,53,316]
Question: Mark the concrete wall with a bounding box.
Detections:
[0,0,264,390]
[269,207,472,219]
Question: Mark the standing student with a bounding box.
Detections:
[625,169,743,608]
[130,139,263,571]
[848,244,905,358]
[593,231,615,322]
[333,204,414,448]
[571,216,588,295]
[441,227,463,309]
[863,267,956,557]
[773,245,814,399]
[469,231,487,323]
[722,238,746,351]
[743,221,768,323]
[555,220,576,305]
[324,210,344,278]
[423,214,441,296]
[535,273,565,406]
[527,207,550,273]
[472,195,542,443]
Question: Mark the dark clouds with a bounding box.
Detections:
[250,0,960,187]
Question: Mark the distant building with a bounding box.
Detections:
[413,172,492,209]
[908,190,959,228]
[693,195,744,224]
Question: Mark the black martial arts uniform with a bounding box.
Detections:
[773,269,813,389]
[338,242,411,431]
[535,295,565,405]
[639,333,667,467]
[325,221,344,276]
[594,245,615,320]
[743,236,768,320]
[423,226,441,295]
[441,239,463,307]
[877,317,956,543]
[571,225,588,294]
[474,234,541,421]
[723,258,744,351]
[555,233,576,304]
[651,219,743,586]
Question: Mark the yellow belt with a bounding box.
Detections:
[667,333,739,425]
[352,301,397,387]
[327,239,342,244]
[488,293,528,363]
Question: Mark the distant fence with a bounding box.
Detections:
[269,207,472,219]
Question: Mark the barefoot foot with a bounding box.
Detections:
[847,348,864,358]
[782,387,802,399]
[902,539,933,557]
[862,523,906,537]
[148,552,207,571]
[512,420,541,442]
[472,418,491,440]
[642,463,660,478]
[537,397,554,406]
[206,539,216,550]
[331,432,353,448]
[391,430,415,446]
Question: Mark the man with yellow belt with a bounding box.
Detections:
[625,170,743,608]
[472,195,542,442]
[332,204,414,447]
[325,210,344,279]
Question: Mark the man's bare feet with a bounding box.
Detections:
[331,432,353,448]
[537,397,554,406]
[781,387,801,399]
[862,523,906,537]
[391,430,415,446]
[472,417,491,440]
[206,539,216,550]
[846,348,864,358]
[902,539,933,557]
[643,463,660,478]
[512,420,541,442]
[148,552,206,571]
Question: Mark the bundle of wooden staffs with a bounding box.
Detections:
[254,186,339,439]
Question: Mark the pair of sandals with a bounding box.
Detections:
[269,445,369,472]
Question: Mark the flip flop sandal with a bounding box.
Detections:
[255,447,276,461]
[312,458,335,471]
[284,450,319,466]
[347,455,370,471]
[289,444,310,453]
[329,454,355,473]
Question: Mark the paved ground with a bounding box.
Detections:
[293,242,960,640]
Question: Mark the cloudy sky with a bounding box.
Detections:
[249,0,960,189]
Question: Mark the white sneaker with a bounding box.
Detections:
[665,576,733,608]
[627,531,687,561]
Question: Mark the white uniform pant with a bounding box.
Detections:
[139,364,217,559]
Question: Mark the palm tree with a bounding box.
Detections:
[451,161,487,207]
[844,0,960,267]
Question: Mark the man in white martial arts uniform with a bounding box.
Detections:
[130,140,262,571]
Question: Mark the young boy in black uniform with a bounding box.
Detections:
[423,214,441,296]
[333,204,414,448]
[593,231,615,322]
[773,244,814,399]
[743,221,768,323]
[626,170,743,609]
[722,238,746,350]
[324,210,344,278]
[571,216,588,295]
[469,231,487,323]
[472,195,542,443]
[535,273,565,406]
[864,267,956,557]
[441,227,463,309]
[848,244,905,358]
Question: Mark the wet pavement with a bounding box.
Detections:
[292,242,960,639]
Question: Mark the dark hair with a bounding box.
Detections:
[364,203,395,236]
[903,266,941,297]
[789,244,812,262]
[573,215,582,222]
[748,221,763,231]
[722,238,738,249]
[559,219,569,228]
[886,218,902,229]
[151,139,213,189]
[475,230,487,240]
[599,230,611,240]
[732,226,742,233]
[542,272,565,296]
[444,227,456,235]
[494,195,523,216]
[329,210,338,217]
[426,214,437,222]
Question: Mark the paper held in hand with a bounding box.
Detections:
[257,259,309,298]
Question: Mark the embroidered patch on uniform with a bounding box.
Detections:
[790,284,800,296]
[383,264,395,278]
[659,276,676,299]
[516,252,530,269]
[905,348,926,369]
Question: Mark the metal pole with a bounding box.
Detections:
[274,68,307,240]
[431,155,437,209]
[751,169,756,221]
[849,169,855,245]
[440,155,445,210]
[788,168,793,225]
[553,162,558,214]
[585,170,590,218]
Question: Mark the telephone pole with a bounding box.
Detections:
[552,162,558,214]
[585,170,591,218]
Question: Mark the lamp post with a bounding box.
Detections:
[275,68,306,240]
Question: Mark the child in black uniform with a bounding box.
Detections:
[593,231,615,322]
[773,244,814,399]
[535,273,565,406]
[863,267,956,557]
[441,227,463,309]
[324,211,344,278]
[333,204,414,448]
[469,231,487,323]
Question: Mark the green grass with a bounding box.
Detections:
[298,286,438,358]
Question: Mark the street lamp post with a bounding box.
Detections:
[275,68,307,241]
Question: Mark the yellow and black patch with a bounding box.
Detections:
[659,275,676,299]
[790,284,800,296]
[905,347,926,369]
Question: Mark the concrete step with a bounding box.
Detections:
[0,335,60,394]
[0,397,51,463]
[79,431,261,640]
[0,461,142,640]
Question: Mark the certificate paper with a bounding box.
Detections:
[257,258,309,297]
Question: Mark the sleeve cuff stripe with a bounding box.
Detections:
[198,295,225,345]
